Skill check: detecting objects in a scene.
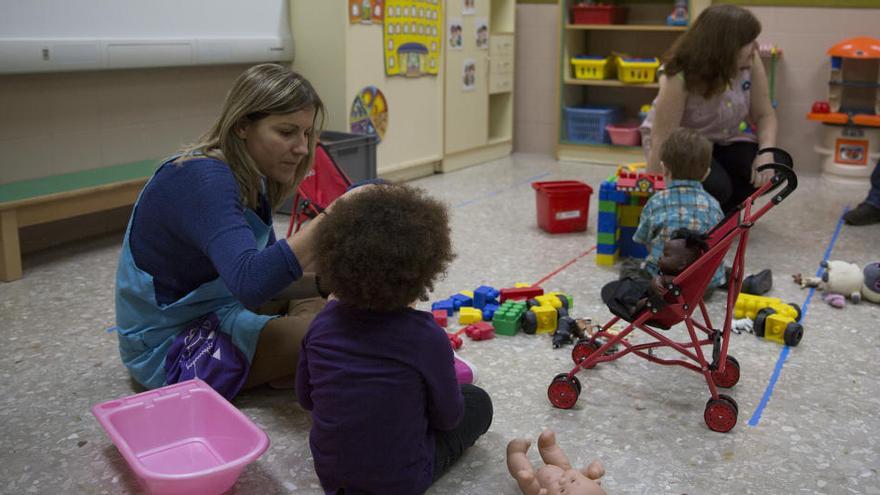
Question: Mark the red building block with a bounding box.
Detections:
[499,286,544,302]
[432,309,448,327]
[448,333,463,349]
[464,321,495,341]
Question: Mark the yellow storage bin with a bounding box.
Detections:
[571,56,614,80]
[616,57,660,84]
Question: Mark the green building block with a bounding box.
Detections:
[492,300,527,336]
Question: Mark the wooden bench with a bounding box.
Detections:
[0,160,158,281]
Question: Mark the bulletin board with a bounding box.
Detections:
[384,0,443,77]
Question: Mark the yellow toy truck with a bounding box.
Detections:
[734,293,803,346]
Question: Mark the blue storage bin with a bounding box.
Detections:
[564,105,622,144]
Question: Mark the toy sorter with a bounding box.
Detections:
[807,36,880,184]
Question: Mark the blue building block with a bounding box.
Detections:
[451,293,473,308]
[597,243,618,255]
[598,211,618,233]
[473,285,500,309]
[431,299,455,316]
[482,303,500,321]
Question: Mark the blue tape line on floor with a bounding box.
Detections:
[748,207,848,427]
[453,171,552,209]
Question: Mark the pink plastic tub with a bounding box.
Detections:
[606,122,642,146]
[92,379,269,495]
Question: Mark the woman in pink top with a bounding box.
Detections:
[640,5,778,214]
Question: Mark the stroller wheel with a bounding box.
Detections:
[548,373,581,409]
[784,322,803,346]
[571,340,599,368]
[704,395,738,433]
[711,355,741,388]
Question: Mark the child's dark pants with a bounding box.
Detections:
[432,384,494,482]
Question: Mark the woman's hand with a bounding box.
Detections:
[751,151,775,187]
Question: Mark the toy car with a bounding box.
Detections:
[734,293,803,346]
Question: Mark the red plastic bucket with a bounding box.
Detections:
[532,181,593,233]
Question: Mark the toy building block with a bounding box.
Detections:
[448,332,463,350]
[482,303,500,321]
[617,205,642,228]
[492,300,527,336]
[500,286,544,302]
[514,282,532,288]
[432,310,448,328]
[546,292,573,310]
[596,253,618,266]
[460,290,474,298]
[464,321,495,341]
[531,304,558,334]
[473,285,500,309]
[451,293,473,308]
[734,293,803,347]
[431,299,455,316]
[535,294,563,309]
[459,307,482,325]
[734,293,801,321]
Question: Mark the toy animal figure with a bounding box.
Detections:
[507,430,606,495]
[792,260,880,307]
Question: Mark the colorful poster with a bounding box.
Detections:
[448,18,463,50]
[462,59,476,91]
[475,17,488,49]
[462,0,475,15]
[350,86,389,143]
[384,0,443,77]
[349,0,385,24]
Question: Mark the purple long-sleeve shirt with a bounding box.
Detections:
[296,300,464,495]
[129,158,302,308]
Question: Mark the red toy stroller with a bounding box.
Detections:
[547,152,798,433]
[286,142,352,237]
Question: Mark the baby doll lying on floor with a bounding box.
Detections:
[507,430,606,495]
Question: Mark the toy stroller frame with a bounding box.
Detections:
[547,155,798,433]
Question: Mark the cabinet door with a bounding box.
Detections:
[444,0,489,154]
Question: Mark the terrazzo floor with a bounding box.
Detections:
[1,153,878,495]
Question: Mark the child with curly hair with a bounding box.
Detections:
[296,184,493,495]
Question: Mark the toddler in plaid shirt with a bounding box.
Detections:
[633,128,725,287]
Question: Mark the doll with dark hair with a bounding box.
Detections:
[602,228,709,320]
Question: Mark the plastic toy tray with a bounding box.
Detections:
[92,379,269,495]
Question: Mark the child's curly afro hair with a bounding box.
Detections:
[314,184,456,311]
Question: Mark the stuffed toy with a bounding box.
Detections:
[792,260,880,308]
[507,430,606,495]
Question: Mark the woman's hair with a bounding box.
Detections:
[176,63,325,210]
[660,128,712,181]
[314,185,456,312]
[663,5,761,98]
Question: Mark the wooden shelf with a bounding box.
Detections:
[565,23,686,32]
[564,76,658,89]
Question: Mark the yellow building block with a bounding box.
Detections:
[459,290,474,298]
[459,307,482,324]
[535,294,562,309]
[596,253,618,266]
[514,282,532,288]
[618,205,643,227]
[532,305,557,334]
[734,293,798,321]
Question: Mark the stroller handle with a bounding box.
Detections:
[756,162,797,205]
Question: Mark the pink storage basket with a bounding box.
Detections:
[606,122,642,146]
[92,379,269,495]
